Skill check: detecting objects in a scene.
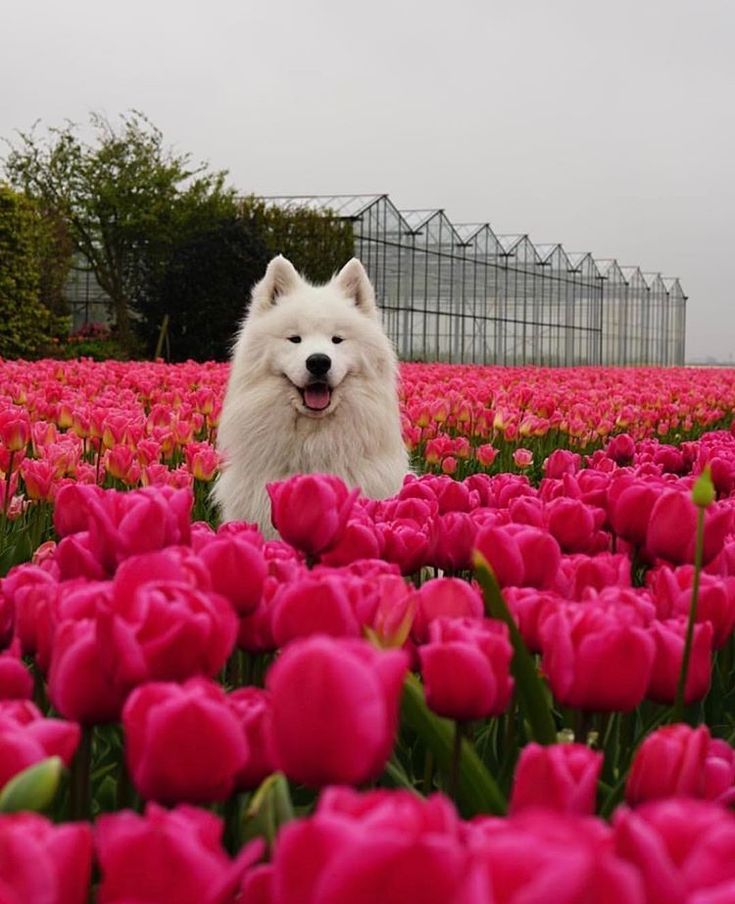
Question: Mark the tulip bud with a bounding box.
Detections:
[692,465,715,508]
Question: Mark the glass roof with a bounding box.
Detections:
[496,234,526,253]
[643,272,665,287]
[261,194,384,218]
[594,258,618,277]
[248,194,685,298]
[454,223,489,242]
[401,209,442,231]
[534,243,556,261]
[620,266,648,285]
[536,244,573,267]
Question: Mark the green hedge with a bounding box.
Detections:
[240,197,355,285]
[0,185,70,358]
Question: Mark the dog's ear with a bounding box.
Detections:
[334,258,377,317]
[250,256,302,314]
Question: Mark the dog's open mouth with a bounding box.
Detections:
[299,382,332,411]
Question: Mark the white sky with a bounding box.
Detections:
[2,0,733,361]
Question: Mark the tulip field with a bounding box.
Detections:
[4,357,735,903]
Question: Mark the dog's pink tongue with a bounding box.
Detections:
[304,384,331,410]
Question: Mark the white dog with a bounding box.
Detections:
[213,255,409,531]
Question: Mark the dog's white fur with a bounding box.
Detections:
[213,255,409,531]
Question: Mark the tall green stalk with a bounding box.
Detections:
[673,467,714,722]
[70,727,93,821]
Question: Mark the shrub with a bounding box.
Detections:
[240,197,354,284]
[0,184,69,358]
[135,211,269,362]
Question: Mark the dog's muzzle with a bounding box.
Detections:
[300,381,332,411]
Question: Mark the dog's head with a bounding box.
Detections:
[241,256,394,418]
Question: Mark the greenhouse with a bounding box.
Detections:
[262,194,687,366]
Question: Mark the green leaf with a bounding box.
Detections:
[383,756,421,794]
[473,551,557,745]
[241,772,294,848]
[401,674,506,816]
[0,757,63,813]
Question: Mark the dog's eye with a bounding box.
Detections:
[287,336,302,344]
[331,336,344,344]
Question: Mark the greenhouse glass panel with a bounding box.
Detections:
[247,194,687,366]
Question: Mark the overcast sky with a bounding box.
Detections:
[2,0,732,362]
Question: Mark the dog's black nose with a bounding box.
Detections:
[306,353,332,377]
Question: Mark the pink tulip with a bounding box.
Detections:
[626,724,735,806]
[476,443,498,467]
[266,787,479,904]
[467,808,644,903]
[267,474,359,557]
[512,448,533,469]
[267,636,407,787]
[606,433,636,463]
[270,574,361,645]
[613,799,735,904]
[0,406,31,452]
[647,490,732,565]
[647,618,713,704]
[0,813,92,904]
[226,687,275,790]
[510,742,602,815]
[540,601,655,711]
[475,523,561,589]
[0,699,80,790]
[198,536,266,616]
[123,678,248,804]
[95,803,262,904]
[544,449,581,479]
[411,577,484,643]
[419,617,514,720]
[0,642,33,700]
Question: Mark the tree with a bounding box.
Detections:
[136,195,355,361]
[239,197,354,284]
[3,111,234,348]
[0,184,69,358]
[137,208,269,361]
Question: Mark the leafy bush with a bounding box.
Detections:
[133,199,354,362]
[0,184,69,358]
[4,111,232,352]
[133,209,270,362]
[240,197,354,284]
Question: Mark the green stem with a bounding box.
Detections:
[574,709,594,745]
[401,674,506,816]
[3,450,15,517]
[117,760,134,811]
[223,793,241,855]
[474,555,557,745]
[32,664,48,714]
[673,506,705,721]
[224,652,240,689]
[70,726,92,821]
[422,749,434,794]
[95,443,103,485]
[241,651,253,686]
[0,450,15,547]
[450,721,462,801]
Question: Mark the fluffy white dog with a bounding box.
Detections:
[213,255,409,530]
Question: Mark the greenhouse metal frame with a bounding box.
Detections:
[263,194,687,366]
